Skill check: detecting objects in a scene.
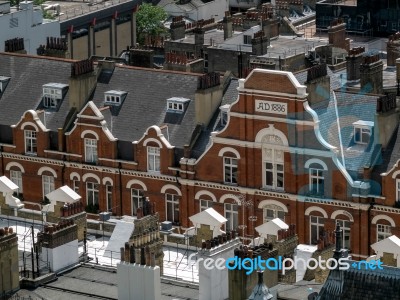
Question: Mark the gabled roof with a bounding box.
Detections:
[0,175,18,193]
[371,235,400,255]
[46,185,81,203]
[0,53,73,131]
[42,185,81,213]
[189,207,227,227]
[255,218,289,237]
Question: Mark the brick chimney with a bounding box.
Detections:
[223,11,233,40]
[346,47,365,81]
[195,72,222,126]
[170,16,186,40]
[387,32,400,66]
[128,47,154,68]
[360,54,384,94]
[69,58,97,110]
[328,19,350,52]
[306,63,330,104]
[37,37,69,59]
[37,220,79,272]
[252,30,269,56]
[4,38,26,54]
[194,23,205,47]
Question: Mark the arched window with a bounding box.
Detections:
[306,159,327,196]
[263,204,285,222]
[377,223,391,242]
[224,202,238,231]
[131,189,144,216]
[310,214,325,245]
[25,129,37,155]
[148,146,160,172]
[82,131,98,164]
[7,163,24,196]
[166,193,179,224]
[262,135,284,190]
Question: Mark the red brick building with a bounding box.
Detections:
[1,52,400,259]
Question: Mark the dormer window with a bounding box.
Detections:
[244,35,252,45]
[0,76,11,94]
[43,83,68,108]
[220,104,230,126]
[105,90,127,105]
[166,97,190,113]
[353,120,373,144]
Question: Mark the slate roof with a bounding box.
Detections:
[89,65,200,148]
[371,126,400,185]
[0,53,73,131]
[317,262,400,300]
[294,67,381,181]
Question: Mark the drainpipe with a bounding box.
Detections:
[0,146,4,176]
[367,199,375,256]
[118,162,123,216]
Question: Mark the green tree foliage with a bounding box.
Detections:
[136,3,168,44]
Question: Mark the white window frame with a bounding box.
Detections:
[310,215,325,245]
[396,179,400,202]
[106,184,112,212]
[43,87,62,108]
[262,204,285,223]
[309,168,324,195]
[105,94,121,104]
[24,130,37,154]
[73,179,79,194]
[42,175,55,200]
[224,202,238,231]
[354,126,371,144]
[86,182,99,206]
[165,193,179,224]
[131,188,143,216]
[336,219,351,249]
[147,146,160,172]
[377,223,391,242]
[10,170,23,195]
[224,157,238,184]
[85,138,98,163]
[200,199,213,212]
[263,148,284,190]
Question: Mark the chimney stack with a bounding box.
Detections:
[328,19,350,52]
[251,30,269,56]
[194,23,205,47]
[223,11,232,40]
[360,54,384,94]
[387,32,400,67]
[346,47,365,81]
[170,16,186,40]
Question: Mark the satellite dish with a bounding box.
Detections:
[308,292,319,300]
